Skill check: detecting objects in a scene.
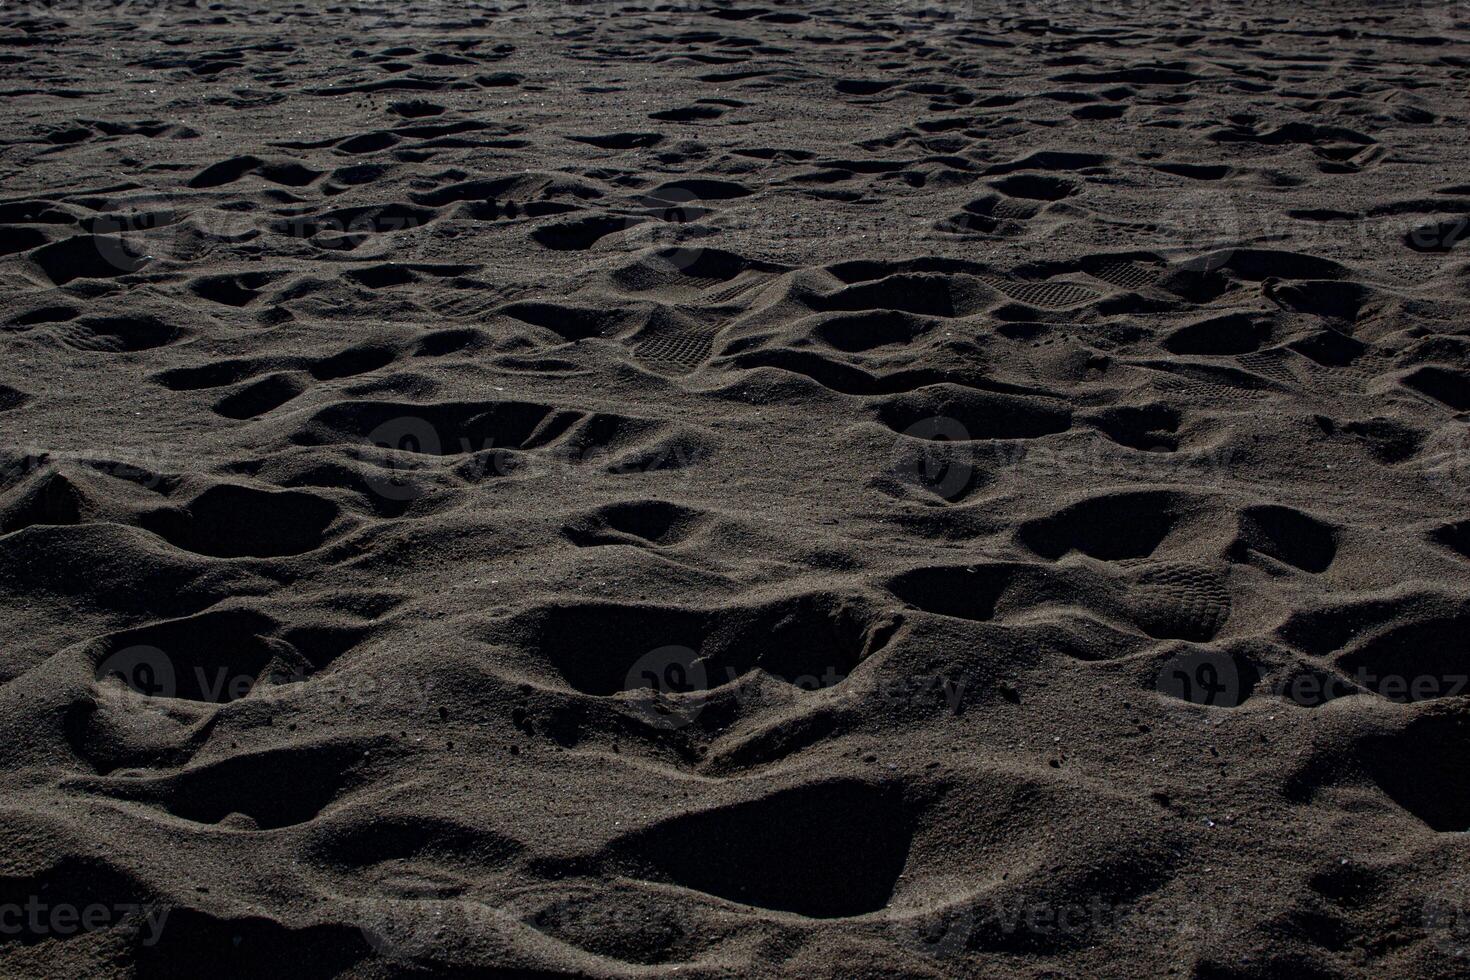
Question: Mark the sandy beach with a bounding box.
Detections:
[2,1,1470,976]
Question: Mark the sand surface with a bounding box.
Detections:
[3,1,1470,976]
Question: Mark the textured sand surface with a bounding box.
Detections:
[3,1,1470,976]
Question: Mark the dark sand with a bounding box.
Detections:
[2,0,1470,976]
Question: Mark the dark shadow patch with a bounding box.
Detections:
[30,234,150,283]
[1231,505,1337,573]
[140,484,337,558]
[507,594,894,696]
[563,499,709,548]
[1018,491,1184,561]
[1087,404,1180,452]
[90,608,305,703]
[608,780,910,918]
[1162,312,1270,356]
[1361,712,1470,830]
[1402,366,1470,411]
[877,384,1071,441]
[990,173,1078,201]
[1336,612,1470,702]
[815,310,931,352]
[888,563,1057,622]
[213,373,308,420]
